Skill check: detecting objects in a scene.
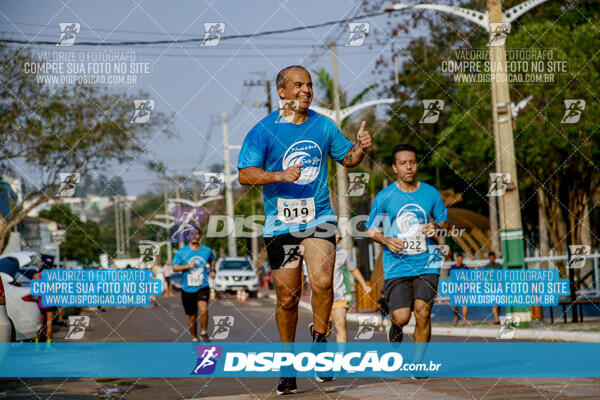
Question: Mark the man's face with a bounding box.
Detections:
[457,255,463,264]
[190,230,200,245]
[277,68,313,112]
[392,150,418,184]
[489,254,496,264]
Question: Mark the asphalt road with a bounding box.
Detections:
[1,293,599,399]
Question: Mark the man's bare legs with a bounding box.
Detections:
[413,299,433,363]
[198,300,209,332]
[492,306,500,323]
[272,260,303,342]
[188,314,198,340]
[303,238,335,335]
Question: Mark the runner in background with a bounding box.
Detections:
[161,263,175,297]
[484,251,502,324]
[366,143,448,373]
[34,262,56,344]
[308,231,372,342]
[170,226,216,342]
[450,253,469,326]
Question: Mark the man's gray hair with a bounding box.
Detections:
[276,65,310,89]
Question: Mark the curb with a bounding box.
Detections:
[260,293,600,342]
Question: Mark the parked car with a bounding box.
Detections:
[0,274,11,342]
[213,257,259,297]
[0,252,41,340]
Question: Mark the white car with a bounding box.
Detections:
[0,252,41,340]
[0,275,11,342]
[213,257,259,298]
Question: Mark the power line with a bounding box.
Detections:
[0,10,393,46]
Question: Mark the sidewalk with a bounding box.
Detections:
[258,288,600,342]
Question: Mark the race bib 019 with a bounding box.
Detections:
[399,235,427,255]
[187,267,204,287]
[277,197,316,225]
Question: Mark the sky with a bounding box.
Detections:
[1,0,424,196]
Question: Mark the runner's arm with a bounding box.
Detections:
[209,260,216,279]
[341,143,367,167]
[238,165,303,185]
[350,268,371,293]
[171,261,195,272]
[341,121,371,167]
[366,227,404,253]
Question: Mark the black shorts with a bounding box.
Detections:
[383,274,439,312]
[181,286,210,315]
[264,222,337,270]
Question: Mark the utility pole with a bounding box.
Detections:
[174,174,184,249]
[331,42,352,253]
[124,199,131,256]
[244,77,272,263]
[487,0,528,326]
[265,80,273,113]
[114,197,121,257]
[244,77,273,114]
[222,112,237,257]
[162,182,173,263]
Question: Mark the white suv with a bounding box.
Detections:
[213,257,259,298]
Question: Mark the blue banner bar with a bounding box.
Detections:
[1,342,598,377]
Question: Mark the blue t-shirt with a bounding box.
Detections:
[237,109,353,237]
[366,181,449,279]
[172,245,215,292]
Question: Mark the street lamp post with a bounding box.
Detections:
[312,43,399,253]
[386,0,549,326]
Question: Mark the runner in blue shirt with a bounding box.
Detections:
[170,226,216,342]
[366,143,448,348]
[238,65,371,394]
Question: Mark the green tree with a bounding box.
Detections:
[39,204,101,265]
[0,46,174,253]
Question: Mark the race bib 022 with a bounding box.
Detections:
[277,197,316,225]
[187,267,205,287]
[399,235,427,255]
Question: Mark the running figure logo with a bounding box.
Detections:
[58,173,80,197]
[131,100,155,124]
[57,23,80,46]
[201,23,225,47]
[487,172,511,197]
[65,316,90,340]
[426,245,450,269]
[420,100,444,124]
[282,245,304,269]
[561,99,585,124]
[568,245,591,269]
[345,22,370,47]
[201,173,225,196]
[497,316,520,339]
[488,23,510,47]
[354,316,377,339]
[210,316,234,339]
[137,245,159,269]
[191,345,222,375]
[275,100,299,124]
[346,173,369,197]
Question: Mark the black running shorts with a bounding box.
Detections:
[181,286,210,316]
[264,222,337,270]
[383,274,439,312]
